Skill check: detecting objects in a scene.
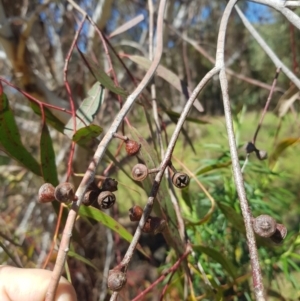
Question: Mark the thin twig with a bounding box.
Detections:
[285,1,300,7]
[217,1,265,300]
[0,231,22,247]
[252,68,281,144]
[0,77,73,115]
[99,228,113,301]
[89,19,130,130]
[63,16,86,180]
[42,204,64,269]
[0,241,23,268]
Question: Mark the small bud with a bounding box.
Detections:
[131,164,148,181]
[82,190,99,206]
[253,215,277,238]
[129,205,143,221]
[125,139,141,156]
[101,178,118,192]
[107,269,127,292]
[38,183,55,203]
[172,172,190,189]
[54,183,76,203]
[142,216,167,235]
[97,191,116,209]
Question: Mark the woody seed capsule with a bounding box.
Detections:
[38,183,55,203]
[54,182,75,203]
[125,139,141,156]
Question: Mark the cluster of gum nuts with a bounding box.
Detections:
[36,138,141,208]
[38,177,118,210]
[37,138,193,293]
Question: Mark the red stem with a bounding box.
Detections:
[63,16,87,180]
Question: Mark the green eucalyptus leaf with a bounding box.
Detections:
[68,250,99,271]
[64,82,105,139]
[181,187,193,211]
[165,110,209,125]
[196,161,232,175]
[79,205,147,257]
[269,137,299,169]
[72,124,103,145]
[218,202,245,234]
[0,89,41,176]
[78,50,128,97]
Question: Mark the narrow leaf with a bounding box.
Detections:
[78,50,128,97]
[275,85,300,118]
[126,55,204,112]
[269,137,299,169]
[181,187,193,211]
[79,206,130,240]
[40,123,58,186]
[109,14,144,38]
[193,244,237,279]
[0,89,41,176]
[196,161,232,175]
[72,124,103,145]
[64,83,105,139]
[68,250,100,271]
[181,126,197,154]
[79,205,147,257]
[218,202,245,234]
[165,110,209,124]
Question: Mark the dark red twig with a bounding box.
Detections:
[63,16,87,180]
[0,77,73,115]
[252,67,281,144]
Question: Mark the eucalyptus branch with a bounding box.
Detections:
[109,67,218,301]
[217,0,265,300]
[235,5,300,90]
[284,1,300,8]
[45,0,167,300]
